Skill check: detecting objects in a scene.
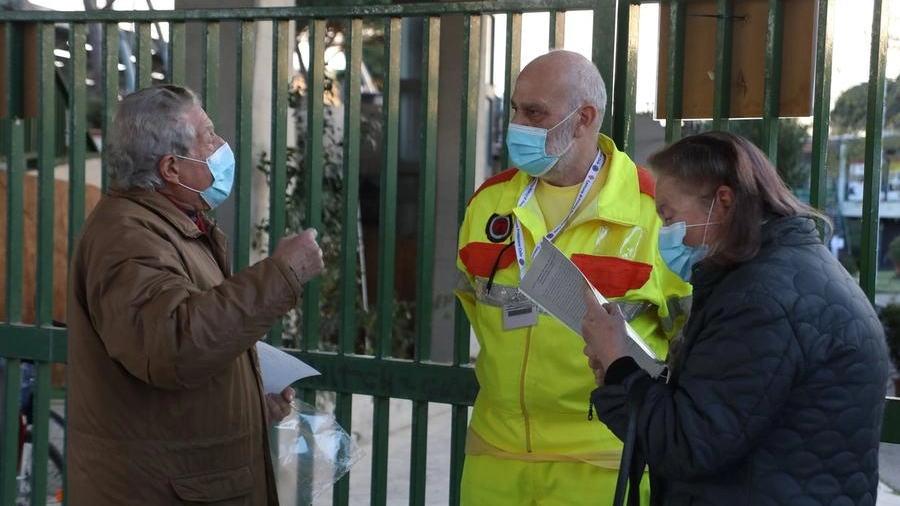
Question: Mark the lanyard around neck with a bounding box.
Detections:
[512,149,605,280]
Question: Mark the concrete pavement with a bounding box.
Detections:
[302,396,900,506]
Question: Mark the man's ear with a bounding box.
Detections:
[158,154,180,184]
[574,105,597,138]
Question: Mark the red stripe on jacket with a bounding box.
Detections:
[636,165,655,198]
[572,254,652,298]
[460,242,516,278]
[467,168,519,206]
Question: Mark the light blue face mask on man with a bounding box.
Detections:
[176,142,236,209]
[505,107,579,177]
[658,198,718,282]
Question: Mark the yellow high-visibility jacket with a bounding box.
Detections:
[456,134,692,466]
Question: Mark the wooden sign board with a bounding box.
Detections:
[0,23,38,119]
[657,0,816,119]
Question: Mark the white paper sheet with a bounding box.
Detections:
[257,341,321,394]
[519,238,666,378]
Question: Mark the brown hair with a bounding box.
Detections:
[648,131,830,266]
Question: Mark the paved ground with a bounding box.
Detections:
[293,396,900,506]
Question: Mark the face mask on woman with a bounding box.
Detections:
[175,142,236,209]
[658,198,718,282]
[505,107,579,177]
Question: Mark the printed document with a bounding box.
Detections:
[519,238,666,378]
[257,341,321,393]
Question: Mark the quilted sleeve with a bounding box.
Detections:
[595,290,801,480]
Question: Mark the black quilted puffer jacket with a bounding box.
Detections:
[592,216,889,506]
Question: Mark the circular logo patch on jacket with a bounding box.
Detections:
[485,213,513,243]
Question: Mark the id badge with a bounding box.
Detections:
[502,302,537,330]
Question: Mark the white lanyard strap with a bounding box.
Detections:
[513,149,605,280]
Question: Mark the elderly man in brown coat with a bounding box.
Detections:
[67,85,324,505]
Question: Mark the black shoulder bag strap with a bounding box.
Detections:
[612,394,651,506]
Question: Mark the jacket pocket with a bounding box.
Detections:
[170,465,254,503]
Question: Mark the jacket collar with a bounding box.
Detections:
[690,215,819,292]
[503,133,644,230]
[109,188,209,239]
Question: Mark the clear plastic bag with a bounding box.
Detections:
[273,399,365,505]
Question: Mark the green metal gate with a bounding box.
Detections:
[0,1,897,505]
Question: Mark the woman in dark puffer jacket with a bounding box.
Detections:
[582,132,889,506]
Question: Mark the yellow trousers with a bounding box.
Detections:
[460,454,649,506]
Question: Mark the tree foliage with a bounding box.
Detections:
[830,75,900,134]
[685,118,811,191]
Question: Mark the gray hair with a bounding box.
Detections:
[556,50,607,134]
[105,85,200,191]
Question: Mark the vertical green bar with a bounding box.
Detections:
[501,12,521,169]
[664,0,686,143]
[3,21,24,119]
[454,15,481,369]
[370,396,390,506]
[302,18,326,351]
[69,23,88,255]
[332,392,353,506]
[409,400,429,506]
[592,2,616,137]
[339,18,362,358]
[760,0,784,160]
[548,10,564,49]
[711,0,733,131]
[28,361,52,506]
[267,19,289,347]
[203,22,220,127]
[136,22,153,89]
[449,404,469,506]
[409,20,441,504]
[232,20,255,272]
[451,17,482,505]
[168,22,186,85]
[101,22,121,194]
[415,16,440,363]
[611,0,639,155]
[375,17,400,358]
[809,0,835,210]
[0,359,21,505]
[859,0,888,301]
[35,22,56,327]
[5,121,25,324]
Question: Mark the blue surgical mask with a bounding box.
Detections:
[506,107,579,177]
[658,222,709,282]
[176,142,235,209]
[658,199,718,282]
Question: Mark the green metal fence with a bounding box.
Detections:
[0,1,897,505]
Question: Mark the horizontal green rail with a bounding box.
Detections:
[0,325,67,362]
[292,351,478,405]
[0,0,606,22]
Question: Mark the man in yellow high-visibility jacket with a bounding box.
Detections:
[455,50,692,506]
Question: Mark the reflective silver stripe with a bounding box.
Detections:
[474,279,536,309]
[661,295,693,333]
[473,279,654,322]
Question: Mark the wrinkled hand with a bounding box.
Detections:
[265,386,294,424]
[584,349,606,387]
[272,228,325,284]
[580,287,630,377]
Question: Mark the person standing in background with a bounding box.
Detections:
[582,131,888,505]
[455,50,692,506]
[67,85,324,505]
